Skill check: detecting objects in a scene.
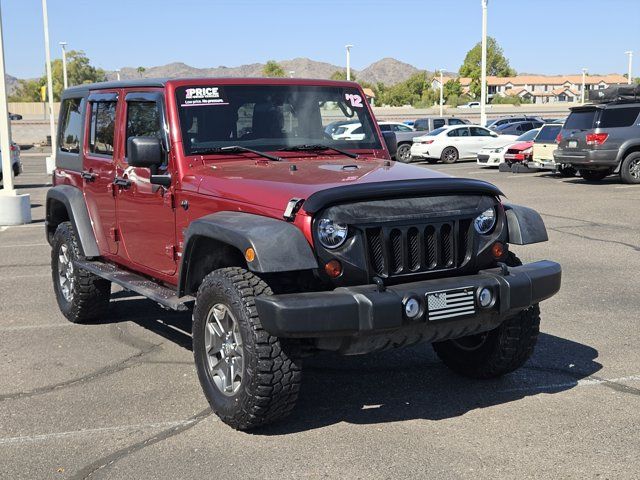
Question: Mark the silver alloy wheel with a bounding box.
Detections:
[204,303,244,396]
[443,147,457,163]
[629,158,640,179]
[57,243,74,302]
[397,144,411,162]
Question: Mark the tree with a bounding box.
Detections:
[9,50,106,102]
[262,60,286,78]
[443,79,462,102]
[459,37,516,98]
[136,66,146,78]
[377,72,432,107]
[330,70,357,82]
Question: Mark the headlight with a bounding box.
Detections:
[493,147,504,153]
[317,218,348,249]
[474,207,497,234]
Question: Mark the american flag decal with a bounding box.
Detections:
[427,288,475,321]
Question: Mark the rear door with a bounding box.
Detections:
[469,126,494,155]
[559,107,599,151]
[82,92,119,255]
[115,91,177,276]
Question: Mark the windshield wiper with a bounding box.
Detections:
[278,144,359,159]
[190,145,282,162]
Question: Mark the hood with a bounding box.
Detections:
[191,155,451,213]
[509,141,534,151]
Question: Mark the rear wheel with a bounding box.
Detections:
[396,143,412,163]
[440,147,459,164]
[432,253,540,379]
[51,222,111,323]
[192,267,302,430]
[620,152,640,184]
[579,169,610,181]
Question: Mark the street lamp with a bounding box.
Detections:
[345,44,354,81]
[41,0,56,157]
[116,69,121,81]
[439,69,445,116]
[625,51,633,84]
[581,67,588,104]
[480,0,488,126]
[59,41,68,89]
[0,4,32,225]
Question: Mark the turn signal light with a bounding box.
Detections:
[586,133,608,146]
[324,259,343,278]
[244,248,256,262]
[555,133,562,144]
[491,242,505,259]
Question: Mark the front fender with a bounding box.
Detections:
[503,203,548,245]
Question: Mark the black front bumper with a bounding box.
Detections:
[255,261,561,339]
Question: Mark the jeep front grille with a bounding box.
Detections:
[364,220,472,278]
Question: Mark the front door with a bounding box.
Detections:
[115,91,177,276]
[82,93,119,255]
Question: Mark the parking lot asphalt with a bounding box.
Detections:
[1,154,639,480]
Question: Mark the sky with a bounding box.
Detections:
[2,0,639,79]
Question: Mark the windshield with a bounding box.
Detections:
[516,128,540,141]
[535,125,562,143]
[175,85,381,155]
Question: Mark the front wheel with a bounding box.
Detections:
[396,143,412,163]
[620,152,640,184]
[192,267,302,430]
[440,147,459,164]
[579,169,610,181]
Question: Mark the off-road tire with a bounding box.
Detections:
[440,146,459,164]
[432,253,540,379]
[620,152,640,184]
[192,267,302,430]
[51,221,111,323]
[579,169,610,182]
[396,143,412,163]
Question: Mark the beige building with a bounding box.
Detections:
[432,74,628,104]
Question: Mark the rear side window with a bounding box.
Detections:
[535,125,562,143]
[89,101,117,156]
[448,118,465,125]
[414,119,428,131]
[58,98,84,153]
[598,107,640,128]
[564,109,597,130]
[378,124,392,132]
[433,119,446,129]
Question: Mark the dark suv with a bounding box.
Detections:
[555,85,640,183]
[46,77,561,430]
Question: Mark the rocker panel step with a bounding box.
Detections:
[74,259,194,311]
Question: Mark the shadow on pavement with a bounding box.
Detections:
[105,293,602,435]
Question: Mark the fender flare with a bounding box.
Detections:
[503,203,548,245]
[178,212,318,297]
[46,185,100,257]
[617,140,640,163]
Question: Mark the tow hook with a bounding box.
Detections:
[497,262,510,276]
[373,276,386,292]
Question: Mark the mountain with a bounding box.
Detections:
[357,58,421,85]
[5,74,19,95]
[108,57,430,86]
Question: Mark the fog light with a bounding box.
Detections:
[404,297,421,319]
[491,242,505,259]
[478,287,493,308]
[324,259,343,278]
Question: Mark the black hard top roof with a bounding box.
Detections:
[63,79,169,96]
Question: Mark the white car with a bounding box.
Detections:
[410,125,517,163]
[331,122,364,141]
[0,142,22,181]
[476,128,541,167]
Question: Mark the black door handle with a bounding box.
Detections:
[113,177,132,189]
[81,171,97,182]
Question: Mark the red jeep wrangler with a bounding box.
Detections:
[46,78,561,430]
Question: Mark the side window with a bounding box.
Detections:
[599,107,640,128]
[352,126,364,135]
[89,101,117,156]
[379,124,392,132]
[395,124,412,132]
[448,128,469,137]
[126,101,162,154]
[414,119,427,131]
[433,119,446,129]
[58,98,84,153]
[448,118,464,125]
[470,127,490,136]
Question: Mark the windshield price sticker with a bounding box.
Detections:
[345,93,364,108]
[181,87,228,106]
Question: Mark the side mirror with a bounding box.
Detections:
[381,131,397,158]
[128,137,163,168]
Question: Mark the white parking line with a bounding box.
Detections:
[0,243,48,248]
[499,373,640,393]
[614,185,638,189]
[0,323,72,332]
[0,224,44,230]
[0,274,50,280]
[0,418,205,445]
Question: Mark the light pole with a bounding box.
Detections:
[625,51,633,84]
[289,70,295,78]
[116,69,121,81]
[41,0,56,155]
[59,41,68,89]
[439,69,444,116]
[581,67,588,104]
[480,0,488,126]
[0,4,32,225]
[345,44,354,81]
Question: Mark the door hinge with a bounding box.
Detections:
[165,244,178,261]
[164,191,175,209]
[109,227,120,242]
